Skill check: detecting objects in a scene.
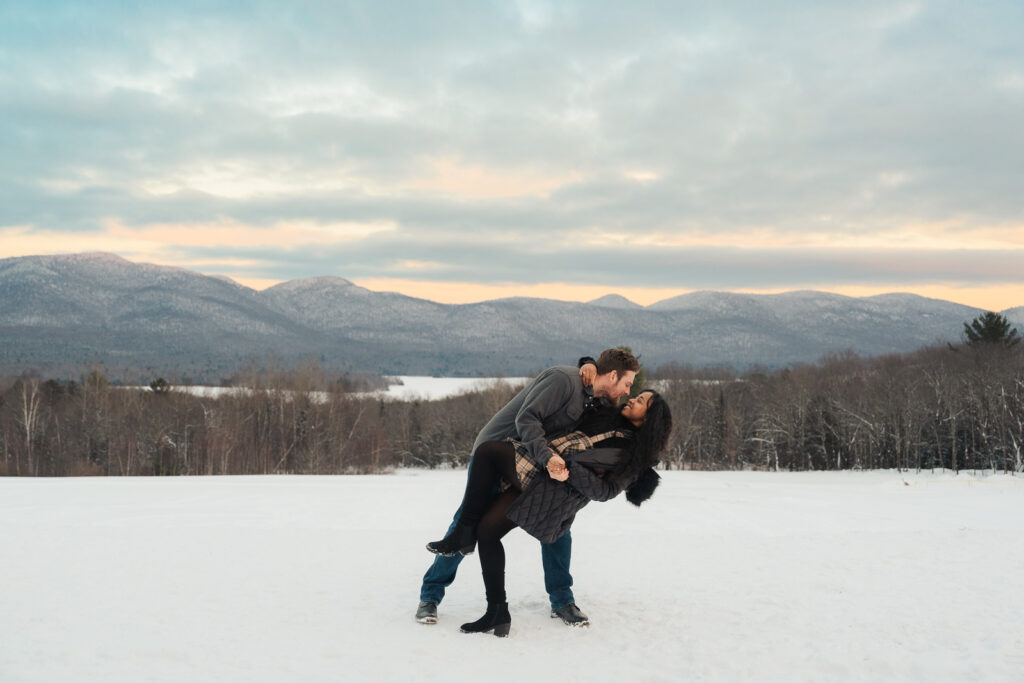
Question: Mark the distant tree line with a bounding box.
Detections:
[656,343,1022,473]
[2,314,1022,476]
[0,369,523,476]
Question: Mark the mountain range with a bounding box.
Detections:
[1,252,1019,382]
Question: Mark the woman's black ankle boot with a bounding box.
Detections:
[425,522,477,557]
[460,602,511,637]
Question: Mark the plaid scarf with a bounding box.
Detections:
[506,425,632,491]
[548,428,632,457]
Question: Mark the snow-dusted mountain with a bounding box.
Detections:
[260,277,444,335]
[586,294,643,309]
[0,253,323,378]
[1002,305,1024,328]
[0,252,1015,380]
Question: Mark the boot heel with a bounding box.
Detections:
[460,601,511,635]
[459,545,475,556]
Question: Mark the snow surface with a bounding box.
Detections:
[2,470,1022,682]
[370,376,530,401]
[130,376,531,402]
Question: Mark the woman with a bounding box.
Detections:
[426,389,673,637]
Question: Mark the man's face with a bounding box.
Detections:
[605,370,636,401]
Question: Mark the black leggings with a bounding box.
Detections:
[457,441,522,604]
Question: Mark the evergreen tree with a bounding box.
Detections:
[618,345,646,397]
[962,312,1021,347]
[149,377,171,394]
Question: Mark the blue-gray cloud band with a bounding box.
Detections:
[175,240,1024,290]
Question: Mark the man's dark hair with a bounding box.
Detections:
[595,347,640,376]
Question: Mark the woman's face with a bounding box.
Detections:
[620,391,654,424]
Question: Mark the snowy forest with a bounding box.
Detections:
[3,315,1022,477]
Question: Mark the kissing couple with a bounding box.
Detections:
[416,347,673,637]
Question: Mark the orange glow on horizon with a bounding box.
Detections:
[341,278,1024,312]
[2,225,1021,311]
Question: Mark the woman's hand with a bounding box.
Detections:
[547,454,569,481]
[578,363,597,387]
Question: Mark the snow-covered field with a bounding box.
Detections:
[2,470,1022,682]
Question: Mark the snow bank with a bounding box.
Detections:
[1,470,1022,682]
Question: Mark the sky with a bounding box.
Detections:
[2,1,1023,309]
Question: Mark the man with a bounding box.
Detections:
[416,347,640,627]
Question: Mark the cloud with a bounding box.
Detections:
[2,1,1023,308]
[142,237,1023,289]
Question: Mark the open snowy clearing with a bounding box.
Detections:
[127,375,532,403]
[2,470,1022,682]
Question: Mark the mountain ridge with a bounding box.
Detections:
[1,252,1018,381]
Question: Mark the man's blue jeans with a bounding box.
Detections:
[419,483,575,610]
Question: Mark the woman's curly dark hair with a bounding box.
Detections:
[611,390,672,487]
